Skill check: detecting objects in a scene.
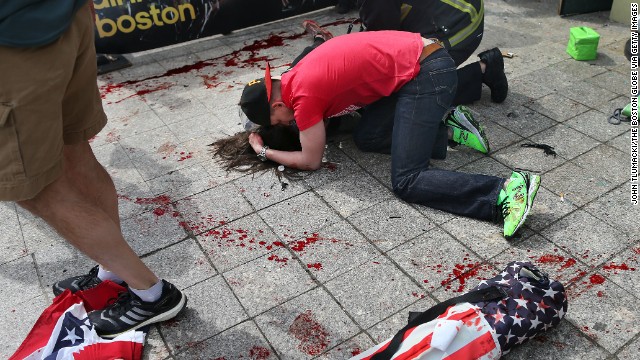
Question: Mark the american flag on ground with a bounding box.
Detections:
[10,281,147,360]
[350,261,567,360]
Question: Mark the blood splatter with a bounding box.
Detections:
[267,254,289,265]
[441,262,483,293]
[307,263,323,270]
[249,345,271,359]
[589,274,605,285]
[351,348,362,356]
[289,310,330,356]
[289,233,340,253]
[602,262,636,273]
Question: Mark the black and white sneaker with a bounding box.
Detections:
[53,265,103,296]
[89,280,187,338]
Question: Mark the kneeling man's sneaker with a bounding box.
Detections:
[498,170,541,239]
[89,280,187,338]
[446,105,490,154]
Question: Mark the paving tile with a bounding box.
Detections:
[0,255,42,309]
[509,75,556,100]
[413,203,456,225]
[17,207,66,252]
[565,109,628,142]
[0,202,27,265]
[121,208,188,256]
[529,123,601,161]
[585,70,631,96]
[458,156,513,179]
[365,296,436,343]
[441,216,534,260]
[302,144,364,189]
[258,192,342,242]
[0,296,49,359]
[142,238,216,290]
[107,108,166,138]
[572,144,629,186]
[175,321,276,359]
[523,186,577,232]
[526,93,591,123]
[476,119,524,153]
[541,210,632,268]
[255,287,360,359]
[560,80,620,109]
[596,95,630,118]
[338,140,393,188]
[233,170,310,211]
[286,220,381,283]
[492,140,566,174]
[315,171,393,217]
[317,333,376,360]
[161,275,247,353]
[431,262,498,301]
[142,326,171,360]
[115,183,161,220]
[599,247,640,300]
[32,241,93,297]
[224,249,315,317]
[175,182,254,236]
[166,113,225,143]
[324,255,425,329]
[388,228,483,293]
[551,58,608,82]
[490,235,591,287]
[617,335,640,360]
[542,162,619,207]
[347,198,434,251]
[607,131,630,153]
[146,163,217,201]
[197,213,282,273]
[102,96,153,121]
[565,271,640,353]
[584,183,640,239]
[504,322,610,360]
[93,144,147,191]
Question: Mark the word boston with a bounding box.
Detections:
[93,0,336,54]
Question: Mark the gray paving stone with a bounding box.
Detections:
[302,144,365,189]
[565,109,629,142]
[526,93,591,123]
[115,183,160,220]
[607,131,631,153]
[364,296,437,343]
[492,140,566,174]
[504,322,611,360]
[0,202,27,266]
[347,198,434,252]
[325,255,424,329]
[414,203,456,225]
[142,238,216,290]
[388,228,483,293]
[597,95,630,118]
[17,207,66,253]
[542,162,619,207]
[529,123,601,161]
[458,156,513,179]
[258,191,342,242]
[599,247,640,300]
[552,58,608,82]
[166,113,226,144]
[286,220,381,283]
[1,295,49,359]
[476,119,524,153]
[561,78,620,110]
[565,271,640,353]
[316,333,376,360]
[441,216,534,260]
[585,70,631,96]
[509,75,556,100]
[255,287,360,359]
[233,170,310,211]
[0,255,42,309]
[617,335,640,360]
[224,249,316,317]
[315,171,393,217]
[32,241,93,296]
[146,164,216,201]
[572,144,629,186]
[121,209,188,256]
[431,262,499,301]
[197,214,281,273]
[338,140,393,188]
[161,275,247,353]
[584,183,640,239]
[142,326,171,360]
[541,210,632,268]
[175,321,276,359]
[92,142,147,191]
[118,125,183,160]
[523,186,577,232]
[490,235,591,287]
[174,182,254,236]
[107,108,167,138]
[102,96,153,122]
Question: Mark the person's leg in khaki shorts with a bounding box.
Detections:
[0,4,185,338]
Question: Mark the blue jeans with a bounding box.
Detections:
[353,49,504,221]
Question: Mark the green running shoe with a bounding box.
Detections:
[498,170,541,239]
[446,105,490,154]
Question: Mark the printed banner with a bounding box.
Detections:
[94,0,336,54]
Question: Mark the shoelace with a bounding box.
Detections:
[77,266,101,288]
[103,291,137,316]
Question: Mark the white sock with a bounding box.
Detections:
[130,280,164,303]
[97,266,124,284]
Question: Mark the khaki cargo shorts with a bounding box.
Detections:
[0,4,107,201]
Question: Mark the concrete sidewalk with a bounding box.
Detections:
[1,0,639,358]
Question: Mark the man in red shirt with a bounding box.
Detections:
[239,30,540,239]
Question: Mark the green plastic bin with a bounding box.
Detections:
[566,26,600,60]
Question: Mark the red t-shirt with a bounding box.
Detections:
[280,31,424,131]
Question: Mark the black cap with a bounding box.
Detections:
[239,63,273,127]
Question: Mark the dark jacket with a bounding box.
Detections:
[358,0,484,65]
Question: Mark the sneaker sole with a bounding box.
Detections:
[447,108,490,153]
[100,292,188,339]
[506,174,540,239]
